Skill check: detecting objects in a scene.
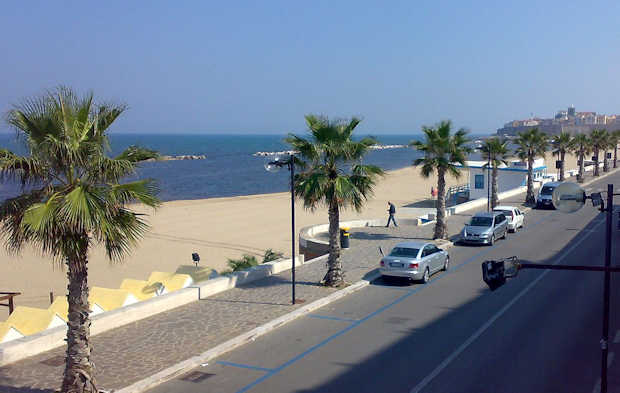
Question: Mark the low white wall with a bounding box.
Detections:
[0,255,305,366]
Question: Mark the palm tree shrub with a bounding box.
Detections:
[480,138,510,209]
[227,254,259,271]
[551,132,572,181]
[286,115,384,287]
[115,145,160,161]
[612,130,620,169]
[589,129,608,176]
[262,248,284,263]
[514,128,548,205]
[411,120,470,239]
[1,87,160,393]
[570,133,591,183]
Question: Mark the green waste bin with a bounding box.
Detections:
[340,227,350,249]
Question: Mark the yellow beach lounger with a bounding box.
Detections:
[6,306,66,336]
[119,279,163,300]
[88,287,139,313]
[147,272,193,293]
[48,297,69,321]
[0,321,24,343]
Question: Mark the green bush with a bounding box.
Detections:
[116,145,160,162]
[227,254,259,271]
[262,249,284,263]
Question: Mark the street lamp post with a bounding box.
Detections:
[487,156,491,211]
[265,154,297,305]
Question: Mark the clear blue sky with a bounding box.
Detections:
[1,1,619,134]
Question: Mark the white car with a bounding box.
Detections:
[492,205,524,232]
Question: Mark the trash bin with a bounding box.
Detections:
[340,227,350,249]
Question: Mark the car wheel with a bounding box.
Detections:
[489,234,495,246]
[443,256,449,271]
[421,268,430,284]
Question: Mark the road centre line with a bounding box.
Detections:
[234,211,557,393]
[409,217,605,393]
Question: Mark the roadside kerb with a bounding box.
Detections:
[114,269,381,393]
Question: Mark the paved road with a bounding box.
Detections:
[148,172,620,393]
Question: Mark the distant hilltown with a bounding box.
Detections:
[497,106,620,136]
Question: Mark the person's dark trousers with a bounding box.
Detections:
[386,214,398,227]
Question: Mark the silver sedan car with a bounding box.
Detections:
[380,241,449,284]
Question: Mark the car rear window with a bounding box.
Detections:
[389,247,420,257]
[470,217,493,226]
[495,209,512,216]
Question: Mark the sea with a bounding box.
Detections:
[0,133,487,202]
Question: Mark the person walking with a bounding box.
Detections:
[386,201,398,227]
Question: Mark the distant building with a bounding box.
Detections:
[497,106,620,136]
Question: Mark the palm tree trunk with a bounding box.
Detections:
[614,145,618,169]
[525,154,535,205]
[578,149,585,183]
[559,151,565,181]
[594,148,600,176]
[491,164,499,209]
[324,200,343,287]
[603,150,609,172]
[433,168,447,240]
[61,236,97,393]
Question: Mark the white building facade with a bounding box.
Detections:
[457,159,547,200]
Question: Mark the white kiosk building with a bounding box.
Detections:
[457,158,548,200]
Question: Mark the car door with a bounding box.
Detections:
[516,209,524,227]
[430,245,443,271]
[420,245,433,272]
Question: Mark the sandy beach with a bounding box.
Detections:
[0,152,581,313]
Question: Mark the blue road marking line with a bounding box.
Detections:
[216,361,275,373]
[234,212,555,393]
[308,314,358,322]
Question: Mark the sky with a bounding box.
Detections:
[1,1,620,135]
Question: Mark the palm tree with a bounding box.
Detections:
[589,129,608,176]
[1,87,160,393]
[480,138,510,209]
[551,132,572,181]
[286,115,384,287]
[514,128,548,205]
[411,120,470,240]
[612,130,620,169]
[570,133,591,183]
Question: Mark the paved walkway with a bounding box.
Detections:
[0,171,604,393]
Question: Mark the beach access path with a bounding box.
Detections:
[0,169,609,393]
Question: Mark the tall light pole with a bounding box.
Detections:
[265,154,297,305]
[487,156,491,211]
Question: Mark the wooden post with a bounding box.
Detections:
[8,296,14,315]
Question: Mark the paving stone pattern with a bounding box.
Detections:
[0,196,527,393]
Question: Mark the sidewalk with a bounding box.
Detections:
[0,171,613,393]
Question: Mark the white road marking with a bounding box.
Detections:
[613,330,620,344]
[410,218,605,393]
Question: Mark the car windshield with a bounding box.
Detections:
[541,186,555,195]
[469,216,493,226]
[389,247,420,258]
[495,209,512,216]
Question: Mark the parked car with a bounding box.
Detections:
[492,205,525,232]
[536,181,561,209]
[380,241,449,284]
[459,211,508,246]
